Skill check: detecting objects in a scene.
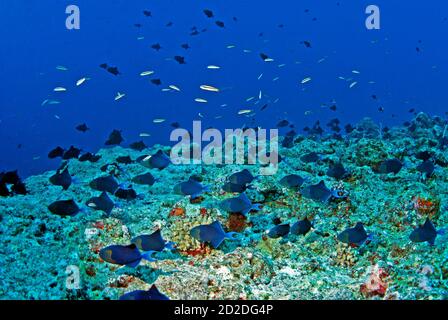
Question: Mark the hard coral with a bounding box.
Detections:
[360,264,389,298]
[412,196,440,218]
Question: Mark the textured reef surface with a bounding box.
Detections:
[1,112,448,300]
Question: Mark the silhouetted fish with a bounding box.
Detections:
[291,217,312,236]
[301,40,312,48]
[215,21,225,28]
[105,130,124,146]
[143,10,152,17]
[203,9,214,18]
[86,192,115,215]
[114,187,138,200]
[48,146,65,159]
[375,158,403,174]
[415,151,433,161]
[276,119,290,128]
[190,221,237,248]
[76,123,89,133]
[151,78,162,86]
[181,43,190,50]
[151,43,162,51]
[327,162,348,180]
[301,180,346,203]
[62,146,81,160]
[132,229,174,253]
[89,175,120,194]
[129,141,147,152]
[417,160,435,178]
[132,172,156,186]
[219,193,261,215]
[49,168,73,190]
[116,156,133,165]
[79,152,101,163]
[174,56,186,64]
[48,199,80,216]
[410,218,442,245]
[279,174,305,190]
[337,222,369,246]
[228,169,256,185]
[120,285,169,300]
[174,177,210,199]
[267,224,290,238]
[300,152,321,163]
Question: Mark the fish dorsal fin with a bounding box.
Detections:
[238,192,250,203]
[423,218,436,232]
[210,221,225,234]
[127,244,137,250]
[354,222,364,230]
[151,229,164,242]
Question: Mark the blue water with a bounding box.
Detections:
[1,0,447,177]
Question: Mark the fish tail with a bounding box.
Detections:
[203,185,212,193]
[141,251,157,262]
[251,203,262,211]
[226,232,239,240]
[165,241,176,251]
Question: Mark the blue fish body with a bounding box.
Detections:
[410,218,441,245]
[219,193,261,215]
[99,244,153,267]
[267,224,290,238]
[173,177,210,199]
[119,285,169,300]
[132,229,174,254]
[291,217,312,236]
[337,222,369,246]
[190,221,237,248]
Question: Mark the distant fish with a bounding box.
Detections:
[140,70,155,77]
[238,109,252,115]
[143,10,152,17]
[301,40,312,48]
[139,150,171,170]
[53,87,67,92]
[267,224,290,239]
[173,177,211,199]
[222,181,248,193]
[300,152,322,163]
[48,199,80,216]
[416,160,435,178]
[279,174,305,190]
[203,9,214,18]
[207,65,221,70]
[410,218,443,245]
[228,169,256,185]
[301,180,346,203]
[100,64,120,76]
[326,162,348,180]
[132,172,156,186]
[290,217,312,236]
[151,43,162,51]
[276,119,290,128]
[116,156,133,165]
[89,175,120,194]
[132,229,174,253]
[86,192,115,215]
[375,158,403,174]
[169,85,181,92]
[76,78,88,86]
[49,168,73,190]
[174,56,186,64]
[337,222,369,247]
[105,130,124,146]
[75,123,89,133]
[215,21,225,28]
[151,79,162,86]
[129,141,147,152]
[153,118,166,124]
[190,221,237,248]
[219,193,261,215]
[62,146,81,160]
[181,43,190,50]
[114,92,126,101]
[56,65,68,71]
[114,187,138,200]
[48,146,65,159]
[120,285,169,301]
[200,85,220,92]
[195,98,208,103]
[349,81,358,89]
[99,244,152,267]
[79,152,101,163]
[301,77,312,84]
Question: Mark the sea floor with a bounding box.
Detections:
[1,112,447,300]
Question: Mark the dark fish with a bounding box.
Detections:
[99,244,150,267]
[181,43,190,50]
[203,9,214,18]
[174,56,186,64]
[139,150,171,170]
[290,217,312,236]
[222,182,247,193]
[190,221,236,248]
[166,21,173,27]
[219,193,261,215]
[300,152,321,163]
[170,122,181,129]
[375,158,403,174]
[116,156,133,164]
[105,130,124,146]
[0,182,9,197]
[151,78,162,85]
[301,40,312,48]
[301,180,345,203]
[132,172,156,186]
[120,285,169,301]
[279,174,305,190]
[410,218,441,245]
[260,104,269,111]
[327,162,348,180]
[417,160,435,178]
[215,21,225,28]
[107,66,120,76]
[48,146,65,159]
[49,168,72,190]
[89,175,120,194]
[0,170,20,185]
[79,152,101,163]
[62,146,81,160]
[114,187,138,200]
[48,199,80,216]
[76,123,89,133]
[11,181,27,195]
[267,224,290,239]
[143,10,152,17]
[134,23,142,28]
[415,151,433,161]
[337,222,369,246]
[330,105,337,111]
[276,119,290,128]
[173,177,210,198]
[86,192,115,215]
[260,53,270,61]
[132,229,174,252]
[228,169,256,185]
[129,141,147,152]
[282,135,295,148]
[151,43,162,51]
[344,124,355,133]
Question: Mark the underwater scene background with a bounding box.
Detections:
[1,0,447,300]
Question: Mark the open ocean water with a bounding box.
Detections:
[0,0,447,301]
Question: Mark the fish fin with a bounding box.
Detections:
[71,177,81,185]
[210,236,225,249]
[251,203,262,212]
[203,185,212,193]
[226,232,239,240]
[191,192,202,200]
[141,251,157,262]
[437,228,446,236]
[210,221,225,233]
[164,241,176,251]
[126,259,141,268]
